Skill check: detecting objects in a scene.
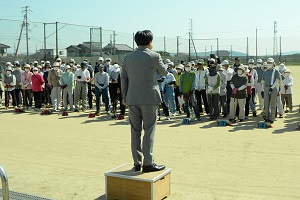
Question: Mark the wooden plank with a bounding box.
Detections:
[154,173,171,200]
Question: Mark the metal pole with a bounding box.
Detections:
[0,166,9,200]
[25,6,29,63]
[256,27,258,61]
[176,36,179,57]
[15,16,24,58]
[44,23,46,59]
[56,22,58,58]
[279,36,282,62]
[132,32,135,52]
[164,36,166,53]
[90,28,92,57]
[205,46,207,58]
[188,33,191,61]
[100,27,102,56]
[210,46,212,54]
[247,37,249,61]
[216,38,219,55]
[231,45,233,60]
[113,31,116,55]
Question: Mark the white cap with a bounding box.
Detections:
[176,64,184,70]
[98,57,104,61]
[257,59,263,63]
[5,66,12,71]
[278,63,287,72]
[24,64,31,68]
[56,58,62,62]
[65,65,71,70]
[221,60,229,65]
[33,61,38,64]
[284,69,290,73]
[168,62,174,66]
[33,67,38,71]
[41,60,45,64]
[190,61,195,65]
[69,58,75,63]
[166,59,171,63]
[52,62,60,67]
[6,62,12,66]
[267,58,274,63]
[248,59,254,64]
[14,61,20,65]
[216,64,223,71]
[244,66,250,73]
[105,57,111,61]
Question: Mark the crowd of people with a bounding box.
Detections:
[0,54,294,124]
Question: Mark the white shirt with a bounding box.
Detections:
[195,68,208,91]
[280,76,293,94]
[163,72,176,89]
[223,67,234,81]
[75,69,90,82]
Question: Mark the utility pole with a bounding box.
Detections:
[90,28,92,57]
[211,46,212,54]
[176,36,179,57]
[15,14,25,58]
[256,27,258,61]
[164,36,166,53]
[246,37,249,61]
[22,6,31,63]
[132,32,135,52]
[279,36,282,62]
[205,46,207,57]
[110,34,112,55]
[100,27,102,56]
[273,21,278,57]
[231,45,233,60]
[44,23,47,61]
[188,32,191,61]
[216,38,219,55]
[56,22,58,58]
[113,31,116,55]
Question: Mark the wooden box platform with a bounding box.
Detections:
[104,163,171,200]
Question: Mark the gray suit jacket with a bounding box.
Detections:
[121,47,167,105]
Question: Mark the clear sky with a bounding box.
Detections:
[1,0,300,56]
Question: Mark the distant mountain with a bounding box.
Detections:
[282,51,300,55]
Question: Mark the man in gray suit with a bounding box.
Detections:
[121,30,167,172]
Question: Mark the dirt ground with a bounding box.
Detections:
[1,66,300,200]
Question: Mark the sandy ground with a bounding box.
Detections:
[1,66,300,200]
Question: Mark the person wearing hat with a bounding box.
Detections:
[12,61,23,107]
[60,65,74,111]
[248,59,258,105]
[261,58,280,123]
[21,64,33,109]
[104,57,112,75]
[217,64,227,118]
[157,73,170,120]
[232,57,241,72]
[94,57,104,75]
[83,59,94,110]
[174,64,184,113]
[48,62,63,111]
[179,63,201,121]
[229,65,247,122]
[162,67,177,116]
[33,61,38,68]
[43,61,52,106]
[109,64,121,114]
[94,64,109,115]
[195,60,209,115]
[205,61,221,120]
[244,66,257,118]
[74,61,91,112]
[167,62,176,74]
[254,59,264,110]
[69,59,76,73]
[2,66,17,109]
[31,67,45,110]
[222,60,234,115]
[280,69,293,113]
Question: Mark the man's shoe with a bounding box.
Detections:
[134,164,141,171]
[142,163,165,173]
[253,112,257,117]
[94,112,100,116]
[74,108,79,112]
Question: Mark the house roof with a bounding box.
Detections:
[103,44,133,51]
[0,43,10,49]
[66,45,82,50]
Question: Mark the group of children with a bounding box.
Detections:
[1,55,294,124]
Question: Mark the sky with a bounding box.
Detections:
[1,0,300,56]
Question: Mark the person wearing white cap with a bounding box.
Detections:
[48,62,63,111]
[31,67,45,110]
[60,65,74,111]
[43,61,52,106]
[109,64,121,114]
[261,58,280,123]
[21,64,33,109]
[280,69,293,113]
[254,59,264,110]
[94,64,110,115]
[248,59,258,104]
[167,62,176,74]
[94,57,104,74]
[104,57,112,75]
[244,66,257,119]
[69,59,76,73]
[2,66,17,109]
[221,60,233,115]
[195,61,210,115]
[229,65,247,122]
[174,64,184,113]
[12,61,23,107]
[162,68,177,116]
[217,64,227,117]
[276,63,287,118]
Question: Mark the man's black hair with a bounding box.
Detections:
[135,30,153,46]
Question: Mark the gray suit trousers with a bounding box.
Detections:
[264,86,278,121]
[128,104,157,166]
